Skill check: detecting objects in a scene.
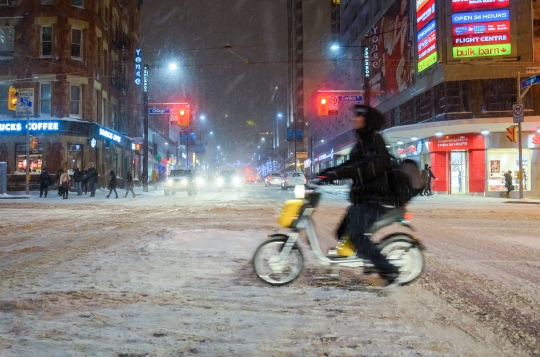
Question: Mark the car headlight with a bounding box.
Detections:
[217,177,224,185]
[196,177,204,185]
[181,179,188,185]
[233,177,240,184]
[168,179,173,184]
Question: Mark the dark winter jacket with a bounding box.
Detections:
[324,130,392,204]
[38,171,51,187]
[86,167,98,183]
[73,168,82,182]
[422,168,436,184]
[504,172,512,187]
[108,172,117,189]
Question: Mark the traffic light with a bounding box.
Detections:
[317,95,328,116]
[506,125,518,143]
[8,87,18,111]
[178,106,190,127]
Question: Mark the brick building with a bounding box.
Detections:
[0,0,142,183]
[307,0,540,198]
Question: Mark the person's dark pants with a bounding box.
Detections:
[106,188,118,198]
[40,185,48,198]
[342,202,398,273]
[62,186,69,199]
[82,181,88,194]
[423,181,432,196]
[89,181,96,197]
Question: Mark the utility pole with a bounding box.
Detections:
[516,72,524,199]
[142,64,149,192]
[24,100,30,195]
[293,113,297,172]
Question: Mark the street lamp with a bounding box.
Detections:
[329,36,371,106]
[142,62,177,192]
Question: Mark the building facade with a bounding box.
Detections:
[307,0,540,198]
[0,0,142,184]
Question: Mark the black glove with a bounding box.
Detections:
[318,169,338,185]
[319,169,338,181]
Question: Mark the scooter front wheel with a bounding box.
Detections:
[253,237,303,286]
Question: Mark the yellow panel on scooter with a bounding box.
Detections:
[277,200,304,228]
[337,236,356,257]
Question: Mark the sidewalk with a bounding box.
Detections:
[319,185,540,205]
[0,185,164,200]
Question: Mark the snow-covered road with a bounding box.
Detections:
[0,185,538,356]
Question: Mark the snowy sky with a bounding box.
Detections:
[140,0,290,156]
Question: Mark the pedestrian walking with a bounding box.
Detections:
[81,165,88,194]
[421,164,437,196]
[124,173,135,198]
[86,162,98,197]
[106,170,119,198]
[57,167,63,196]
[124,172,136,198]
[38,168,51,198]
[73,167,83,196]
[504,170,513,198]
[60,169,70,199]
[151,169,159,189]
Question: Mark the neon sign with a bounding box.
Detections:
[143,64,149,93]
[453,43,511,58]
[452,0,509,13]
[452,10,509,24]
[0,121,60,133]
[135,49,142,85]
[453,21,510,36]
[416,2,437,73]
[453,33,510,46]
[416,0,435,31]
[452,2,511,59]
[99,128,122,143]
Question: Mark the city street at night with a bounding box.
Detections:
[0,186,539,356]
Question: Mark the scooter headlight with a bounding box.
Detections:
[181,179,188,185]
[217,177,224,185]
[168,179,173,184]
[294,185,305,199]
[196,177,204,185]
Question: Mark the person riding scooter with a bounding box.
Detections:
[320,105,399,283]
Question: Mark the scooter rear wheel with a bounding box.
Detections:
[253,238,303,286]
[378,236,424,286]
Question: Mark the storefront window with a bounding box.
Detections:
[67,144,83,170]
[487,149,531,191]
[15,144,43,174]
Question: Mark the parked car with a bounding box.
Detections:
[164,169,197,196]
[281,172,306,190]
[265,172,282,187]
[217,170,242,191]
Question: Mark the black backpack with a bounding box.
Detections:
[386,159,423,207]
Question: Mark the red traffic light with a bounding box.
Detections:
[317,95,328,116]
